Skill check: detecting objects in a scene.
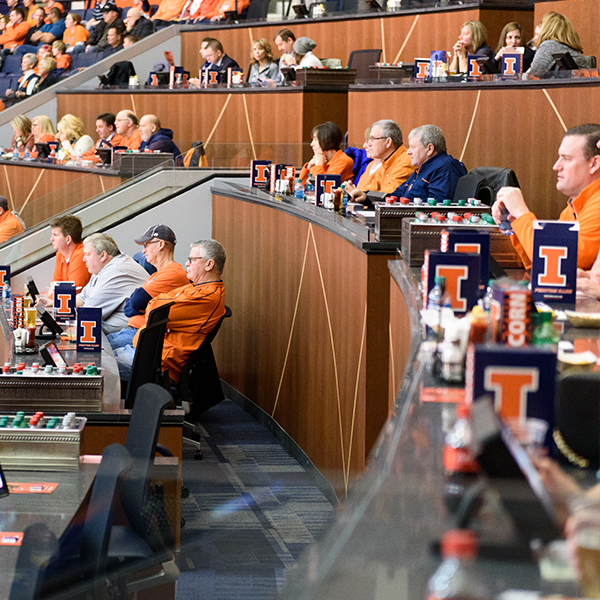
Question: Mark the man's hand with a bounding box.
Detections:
[344,182,366,203]
[492,186,530,224]
[279,53,295,67]
[577,277,600,300]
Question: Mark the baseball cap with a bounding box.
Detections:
[134,224,177,245]
[102,3,119,12]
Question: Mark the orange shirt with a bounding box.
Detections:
[55,53,71,70]
[31,132,56,158]
[51,242,90,293]
[0,209,24,243]
[203,0,250,19]
[151,0,187,21]
[0,21,31,51]
[120,129,142,150]
[128,261,190,329]
[512,177,600,270]
[44,1,64,22]
[82,132,123,162]
[134,280,225,383]
[300,150,354,186]
[361,144,414,193]
[62,24,89,50]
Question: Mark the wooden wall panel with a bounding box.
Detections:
[0,164,121,229]
[388,273,411,413]
[212,194,397,495]
[182,8,533,77]
[348,83,600,221]
[534,0,600,61]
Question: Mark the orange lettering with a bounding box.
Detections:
[415,63,428,78]
[484,367,539,419]
[538,246,568,287]
[454,243,481,255]
[436,265,469,311]
[80,321,96,344]
[503,57,517,75]
[469,59,482,77]
[56,294,71,314]
[323,180,337,195]
[208,71,218,84]
[0,270,7,285]
[254,164,268,183]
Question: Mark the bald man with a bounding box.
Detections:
[115,110,142,150]
[138,114,180,156]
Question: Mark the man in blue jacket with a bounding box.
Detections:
[386,124,466,202]
[139,114,181,158]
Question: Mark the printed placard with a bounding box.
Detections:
[0,265,10,286]
[8,482,58,494]
[53,282,76,322]
[441,229,490,291]
[0,532,23,546]
[429,51,447,78]
[77,307,102,353]
[201,65,221,85]
[316,174,341,207]
[531,220,578,307]
[501,52,523,78]
[423,250,481,315]
[466,344,557,446]
[467,55,483,80]
[269,164,293,194]
[251,160,271,189]
[413,58,430,79]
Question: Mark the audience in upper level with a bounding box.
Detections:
[0,9,30,52]
[86,0,114,31]
[5,53,38,99]
[23,0,36,25]
[85,4,123,52]
[151,0,186,25]
[123,34,138,48]
[35,56,61,91]
[448,20,493,74]
[123,8,154,40]
[52,40,70,69]
[63,12,89,53]
[22,7,46,49]
[104,25,124,54]
[16,7,65,55]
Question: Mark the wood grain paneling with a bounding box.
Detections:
[182,8,533,77]
[534,0,600,61]
[212,193,395,495]
[0,164,121,229]
[348,83,600,221]
[388,274,411,412]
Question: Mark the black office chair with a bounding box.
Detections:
[453,167,520,206]
[347,48,382,80]
[124,300,175,409]
[245,0,269,20]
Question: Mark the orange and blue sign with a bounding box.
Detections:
[441,229,490,291]
[316,174,341,207]
[251,160,271,189]
[53,282,76,322]
[77,307,102,353]
[501,52,523,79]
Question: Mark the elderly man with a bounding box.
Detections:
[76,233,148,334]
[139,114,180,156]
[345,120,415,203]
[493,123,600,271]
[115,110,141,150]
[124,7,154,39]
[386,124,466,203]
[114,239,226,386]
[0,196,23,242]
[107,224,189,351]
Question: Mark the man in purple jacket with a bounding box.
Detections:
[139,114,181,158]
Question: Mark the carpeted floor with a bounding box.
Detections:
[175,399,336,600]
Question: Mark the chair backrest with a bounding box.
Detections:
[2,55,22,74]
[73,51,101,70]
[453,166,520,206]
[177,306,232,413]
[347,48,382,80]
[125,301,175,408]
[245,0,269,20]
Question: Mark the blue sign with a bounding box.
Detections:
[251,160,271,189]
[76,307,102,353]
[316,174,341,207]
[441,229,490,291]
[501,52,523,78]
[53,282,76,322]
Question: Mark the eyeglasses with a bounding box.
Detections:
[186,256,204,263]
[367,136,388,143]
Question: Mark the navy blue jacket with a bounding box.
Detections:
[139,128,180,157]
[389,151,466,201]
[344,147,372,184]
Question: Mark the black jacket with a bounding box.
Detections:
[128,16,154,39]
[87,16,125,48]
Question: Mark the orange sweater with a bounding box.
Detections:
[120,129,142,150]
[512,177,600,270]
[300,150,354,186]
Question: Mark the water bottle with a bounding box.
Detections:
[305,176,316,203]
[427,276,446,311]
[294,177,305,200]
[23,147,30,161]
[2,281,11,314]
[426,529,491,599]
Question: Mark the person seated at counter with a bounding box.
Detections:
[280,36,322,69]
[491,21,535,73]
[0,195,24,242]
[8,114,34,153]
[248,38,280,86]
[107,224,189,352]
[492,123,600,270]
[55,113,94,160]
[196,39,240,84]
[344,127,372,185]
[81,112,123,162]
[448,20,493,74]
[385,124,466,203]
[344,119,414,203]
[138,114,180,157]
[76,232,148,334]
[114,238,226,392]
[527,11,590,73]
[115,109,141,150]
[31,114,55,152]
[299,121,354,186]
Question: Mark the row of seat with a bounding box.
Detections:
[69,5,159,21]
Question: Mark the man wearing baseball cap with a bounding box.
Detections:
[107,224,189,352]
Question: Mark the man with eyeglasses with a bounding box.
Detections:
[107,224,189,353]
[114,110,142,150]
[113,238,226,387]
[386,124,467,203]
[344,119,414,203]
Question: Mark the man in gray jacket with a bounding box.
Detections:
[76,233,148,334]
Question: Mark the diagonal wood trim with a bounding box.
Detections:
[129,93,137,117]
[19,169,45,215]
[380,18,386,64]
[3,165,13,210]
[389,321,395,402]
[99,176,106,194]
[459,88,481,163]
[204,93,233,147]
[271,224,311,419]
[241,94,257,160]
[542,88,568,132]
[393,14,419,64]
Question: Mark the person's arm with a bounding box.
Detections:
[565,195,600,270]
[124,286,151,316]
[527,40,555,73]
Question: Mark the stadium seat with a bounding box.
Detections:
[2,55,22,75]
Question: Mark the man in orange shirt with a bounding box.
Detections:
[82,112,123,162]
[115,110,142,150]
[0,9,31,52]
[493,123,600,270]
[345,119,415,202]
[0,196,23,242]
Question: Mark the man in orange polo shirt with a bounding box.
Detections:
[115,110,142,150]
[0,196,23,242]
[492,123,600,270]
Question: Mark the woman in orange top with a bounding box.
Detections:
[299,121,354,185]
[63,12,89,53]
[30,114,56,158]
